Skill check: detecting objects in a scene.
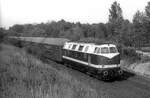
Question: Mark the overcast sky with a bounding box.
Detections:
[0,0,149,28]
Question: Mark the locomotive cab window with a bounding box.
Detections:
[78,45,84,51]
[110,47,118,53]
[101,47,109,54]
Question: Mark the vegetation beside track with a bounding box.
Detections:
[0,44,100,98]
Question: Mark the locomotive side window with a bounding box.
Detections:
[101,47,109,53]
[72,44,77,50]
[110,47,117,53]
[78,45,84,51]
[84,46,89,52]
[97,48,101,53]
[68,44,72,49]
[94,47,100,53]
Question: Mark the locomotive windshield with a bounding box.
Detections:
[101,47,109,53]
[95,46,118,54]
[109,47,118,53]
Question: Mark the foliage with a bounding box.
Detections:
[6,1,150,47]
[121,47,141,62]
[145,2,150,17]
[0,28,5,43]
[0,44,99,98]
[108,1,124,39]
[132,11,147,47]
[145,2,150,44]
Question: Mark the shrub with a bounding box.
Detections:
[0,44,99,98]
[121,47,141,61]
[0,28,4,43]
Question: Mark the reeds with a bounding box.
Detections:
[0,44,99,98]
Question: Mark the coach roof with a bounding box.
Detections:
[18,37,70,46]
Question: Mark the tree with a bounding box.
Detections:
[132,10,147,47]
[29,27,46,37]
[120,20,133,46]
[92,23,107,39]
[108,1,124,39]
[0,28,5,43]
[109,1,123,22]
[9,24,24,36]
[145,2,150,17]
[59,23,84,41]
[145,1,150,43]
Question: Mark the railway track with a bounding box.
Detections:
[45,60,150,98]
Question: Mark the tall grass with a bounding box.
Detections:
[0,44,99,98]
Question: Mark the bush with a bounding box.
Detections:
[121,47,141,61]
[6,38,23,47]
[0,28,5,43]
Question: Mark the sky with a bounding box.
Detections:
[0,0,149,28]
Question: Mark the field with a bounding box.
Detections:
[0,44,99,98]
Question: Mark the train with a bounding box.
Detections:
[9,37,123,80]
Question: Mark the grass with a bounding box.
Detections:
[0,44,99,98]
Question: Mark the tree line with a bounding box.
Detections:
[1,1,150,47]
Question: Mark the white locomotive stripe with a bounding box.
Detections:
[62,56,119,68]
[63,55,88,65]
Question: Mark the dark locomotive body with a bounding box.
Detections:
[11,37,123,80]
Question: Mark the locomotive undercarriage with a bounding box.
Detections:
[97,67,123,80]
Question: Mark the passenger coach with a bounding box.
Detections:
[62,41,123,79]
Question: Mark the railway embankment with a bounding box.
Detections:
[0,44,99,98]
[121,57,150,79]
[120,47,150,79]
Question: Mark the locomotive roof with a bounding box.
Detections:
[71,38,116,45]
[68,41,114,45]
[15,37,70,46]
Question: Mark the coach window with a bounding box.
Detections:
[84,46,89,52]
[72,44,77,50]
[101,47,109,53]
[78,45,84,51]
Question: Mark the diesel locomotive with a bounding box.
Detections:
[62,41,123,79]
[9,37,123,80]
